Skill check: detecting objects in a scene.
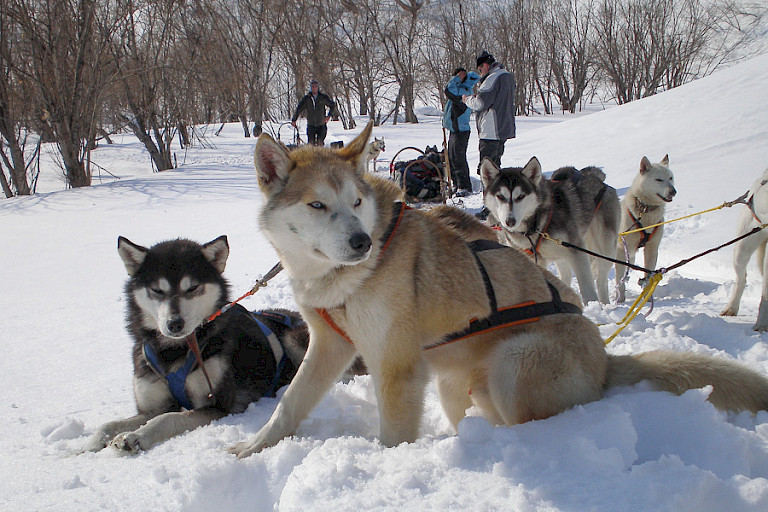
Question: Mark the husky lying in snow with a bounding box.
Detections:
[84,236,314,453]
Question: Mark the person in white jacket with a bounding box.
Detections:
[463,50,516,219]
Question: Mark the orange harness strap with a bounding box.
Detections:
[315,202,408,345]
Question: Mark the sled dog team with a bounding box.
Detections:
[88,122,768,457]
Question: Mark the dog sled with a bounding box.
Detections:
[275,121,343,150]
[389,146,450,205]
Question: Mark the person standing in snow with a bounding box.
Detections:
[443,67,480,197]
[463,50,516,219]
[291,79,339,146]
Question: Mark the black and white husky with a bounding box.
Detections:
[84,236,312,453]
[481,156,620,304]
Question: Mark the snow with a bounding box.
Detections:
[3,52,768,511]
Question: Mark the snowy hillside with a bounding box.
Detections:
[2,53,768,511]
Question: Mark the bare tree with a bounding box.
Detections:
[9,0,116,188]
[0,5,32,196]
[534,0,597,113]
[374,0,428,124]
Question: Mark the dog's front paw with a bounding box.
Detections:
[110,432,144,454]
[720,306,738,317]
[227,434,276,459]
[82,437,108,453]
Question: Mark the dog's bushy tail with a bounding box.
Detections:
[607,351,768,413]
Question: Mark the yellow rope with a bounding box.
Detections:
[603,273,663,345]
[620,201,735,237]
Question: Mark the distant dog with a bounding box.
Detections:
[365,137,385,172]
[721,169,768,330]
[84,236,312,453]
[480,156,620,304]
[227,122,768,459]
[615,155,676,302]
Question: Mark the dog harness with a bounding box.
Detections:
[142,309,296,408]
[249,310,294,398]
[626,202,661,249]
[424,239,582,350]
[315,206,581,350]
[143,342,201,410]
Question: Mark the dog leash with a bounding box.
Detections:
[206,261,284,323]
[180,261,285,404]
[619,191,751,237]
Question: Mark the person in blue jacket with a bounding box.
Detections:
[442,67,480,197]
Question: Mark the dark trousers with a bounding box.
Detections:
[477,139,506,172]
[307,124,327,146]
[448,130,471,190]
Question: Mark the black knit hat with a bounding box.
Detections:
[476,50,495,67]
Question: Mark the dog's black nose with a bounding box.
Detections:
[167,317,185,335]
[349,232,372,253]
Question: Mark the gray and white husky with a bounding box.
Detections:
[84,236,313,453]
[721,169,768,330]
[615,155,676,302]
[481,156,620,304]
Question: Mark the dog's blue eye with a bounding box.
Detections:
[353,198,362,207]
[309,201,324,210]
[150,288,165,296]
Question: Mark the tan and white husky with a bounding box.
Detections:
[228,123,768,458]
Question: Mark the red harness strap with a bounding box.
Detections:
[523,207,554,260]
[627,208,659,249]
[315,202,408,345]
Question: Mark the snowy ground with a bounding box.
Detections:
[2,53,768,511]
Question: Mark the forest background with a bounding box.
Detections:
[1,0,766,195]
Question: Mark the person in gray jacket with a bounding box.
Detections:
[462,50,516,218]
[291,79,339,146]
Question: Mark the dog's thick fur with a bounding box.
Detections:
[228,123,768,458]
[615,155,677,302]
[721,169,768,330]
[480,157,620,304]
[365,137,385,172]
[84,236,310,453]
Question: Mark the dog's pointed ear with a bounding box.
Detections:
[479,158,500,188]
[117,236,148,276]
[254,134,292,194]
[338,121,373,174]
[661,154,669,166]
[202,235,229,274]
[522,156,543,185]
[640,156,652,175]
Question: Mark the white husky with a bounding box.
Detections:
[721,169,768,330]
[615,155,676,302]
[365,137,385,172]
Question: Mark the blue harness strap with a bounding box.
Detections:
[142,343,197,410]
[142,310,298,407]
[250,311,293,398]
